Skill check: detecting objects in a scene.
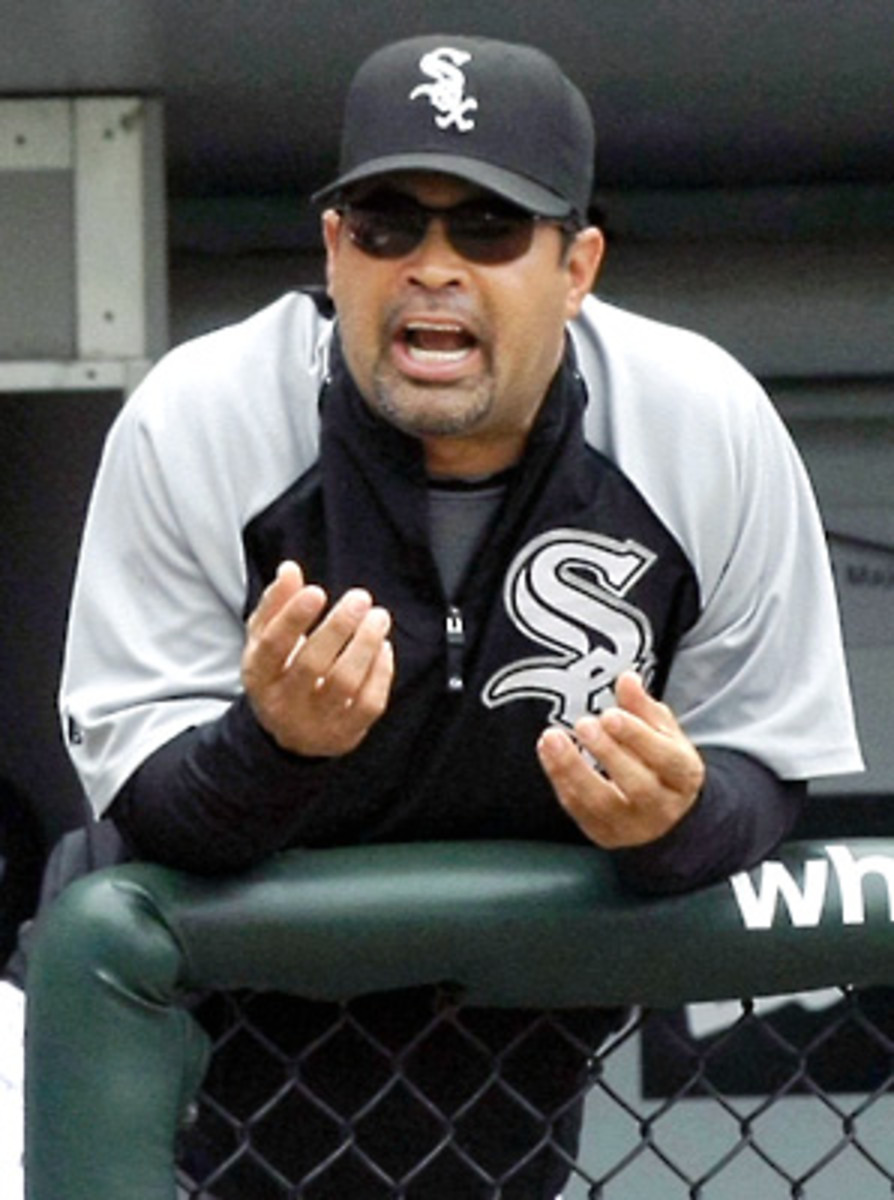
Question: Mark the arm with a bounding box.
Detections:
[573,300,862,785]
[60,293,339,820]
[556,304,862,890]
[111,562,394,875]
[537,672,805,893]
[611,746,806,894]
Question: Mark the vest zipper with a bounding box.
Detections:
[445,605,465,694]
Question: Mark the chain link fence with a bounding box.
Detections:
[26,833,894,1199]
[174,984,894,1199]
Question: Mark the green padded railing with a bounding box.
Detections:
[24,838,894,1200]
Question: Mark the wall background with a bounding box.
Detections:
[1,0,892,870]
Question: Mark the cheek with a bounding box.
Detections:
[330,276,383,362]
[502,287,568,380]
[328,247,381,332]
[325,284,370,395]
[337,309,380,396]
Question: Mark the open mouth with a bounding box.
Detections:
[399,320,479,365]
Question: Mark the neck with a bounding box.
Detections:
[422,431,527,481]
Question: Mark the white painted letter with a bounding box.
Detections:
[730,859,829,930]
[827,844,894,925]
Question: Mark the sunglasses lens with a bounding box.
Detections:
[342,196,538,264]
[449,209,534,264]
[343,208,423,259]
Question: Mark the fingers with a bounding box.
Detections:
[355,638,396,719]
[537,725,615,801]
[585,672,697,794]
[537,674,705,849]
[247,579,329,685]
[576,710,694,799]
[242,564,396,757]
[248,560,307,633]
[614,670,680,737]
[292,590,387,690]
[537,726,635,849]
[298,602,395,755]
[298,597,393,714]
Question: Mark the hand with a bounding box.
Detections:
[242,560,395,756]
[536,672,705,849]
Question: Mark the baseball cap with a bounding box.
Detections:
[312,35,595,219]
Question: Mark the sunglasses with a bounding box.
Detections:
[336,191,577,265]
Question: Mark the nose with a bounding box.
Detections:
[403,217,468,289]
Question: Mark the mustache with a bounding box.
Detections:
[382,295,487,343]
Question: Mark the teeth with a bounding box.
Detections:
[407,345,470,363]
[406,321,464,332]
[402,319,475,364]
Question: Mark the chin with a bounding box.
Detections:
[373,377,493,440]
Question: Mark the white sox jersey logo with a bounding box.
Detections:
[482,529,657,728]
[409,47,479,132]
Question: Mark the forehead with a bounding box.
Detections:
[346,171,493,207]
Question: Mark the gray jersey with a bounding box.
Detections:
[60,293,863,816]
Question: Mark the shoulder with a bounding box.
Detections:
[109,291,334,524]
[570,295,767,439]
[130,290,332,435]
[569,296,802,597]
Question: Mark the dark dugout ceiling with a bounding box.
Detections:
[3,0,894,197]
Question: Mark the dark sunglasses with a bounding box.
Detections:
[336,191,577,265]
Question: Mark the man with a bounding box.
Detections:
[57,34,861,1199]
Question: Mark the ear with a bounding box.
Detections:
[321,209,342,298]
[564,226,605,320]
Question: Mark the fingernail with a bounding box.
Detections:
[537,729,562,765]
[577,716,602,740]
[369,606,392,633]
[345,589,372,616]
[602,710,623,736]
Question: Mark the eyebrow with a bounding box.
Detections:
[345,188,528,216]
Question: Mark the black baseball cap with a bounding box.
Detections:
[312,35,595,220]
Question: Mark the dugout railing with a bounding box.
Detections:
[23,837,894,1198]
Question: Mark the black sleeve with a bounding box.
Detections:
[109,695,336,875]
[611,746,806,896]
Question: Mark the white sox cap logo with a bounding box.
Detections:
[409,47,479,133]
[482,530,657,728]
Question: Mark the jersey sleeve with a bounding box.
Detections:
[59,294,329,816]
[665,389,863,780]
[572,297,863,783]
